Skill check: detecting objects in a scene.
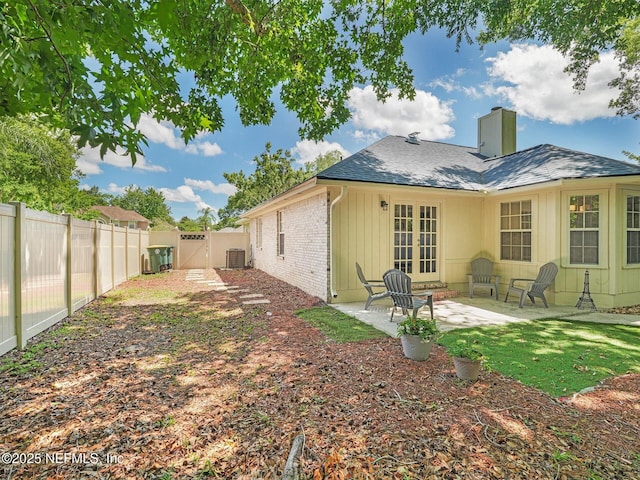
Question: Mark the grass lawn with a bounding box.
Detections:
[295,306,388,343]
[438,319,640,397]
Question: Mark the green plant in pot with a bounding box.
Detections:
[448,339,484,381]
[397,316,439,361]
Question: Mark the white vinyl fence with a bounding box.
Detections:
[0,202,149,355]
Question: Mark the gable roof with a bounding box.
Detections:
[92,205,149,222]
[317,136,640,191]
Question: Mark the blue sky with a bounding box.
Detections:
[76,31,640,221]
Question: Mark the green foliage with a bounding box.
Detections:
[197,207,216,230]
[397,316,439,341]
[476,0,640,119]
[0,340,53,375]
[218,144,341,225]
[0,115,87,214]
[295,306,387,343]
[150,219,177,231]
[439,319,640,397]
[302,149,343,177]
[111,185,173,226]
[1,1,636,158]
[610,17,640,119]
[176,216,202,231]
[218,143,306,225]
[446,338,484,360]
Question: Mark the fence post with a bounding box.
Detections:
[125,226,130,279]
[110,223,115,289]
[93,220,100,298]
[64,214,73,316]
[10,202,26,349]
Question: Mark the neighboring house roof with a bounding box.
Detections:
[317,136,640,191]
[92,206,149,222]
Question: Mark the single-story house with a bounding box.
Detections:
[92,205,150,230]
[242,107,640,308]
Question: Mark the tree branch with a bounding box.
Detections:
[26,0,73,109]
[225,0,266,36]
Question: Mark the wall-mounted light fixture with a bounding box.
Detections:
[380,200,389,211]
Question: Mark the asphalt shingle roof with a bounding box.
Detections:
[92,206,149,222]
[316,136,640,191]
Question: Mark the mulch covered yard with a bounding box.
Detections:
[0,268,638,479]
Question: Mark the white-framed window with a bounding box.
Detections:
[256,218,263,249]
[569,194,599,265]
[277,211,284,256]
[128,221,136,229]
[627,194,640,265]
[500,200,532,261]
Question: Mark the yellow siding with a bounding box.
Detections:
[331,186,485,302]
[328,177,640,308]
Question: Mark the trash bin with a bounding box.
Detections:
[147,245,172,273]
[226,248,245,269]
[166,246,174,270]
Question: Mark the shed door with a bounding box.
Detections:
[393,203,439,281]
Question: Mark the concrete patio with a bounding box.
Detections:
[332,295,640,337]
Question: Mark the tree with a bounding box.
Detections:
[1,1,637,159]
[217,145,342,228]
[0,115,83,213]
[150,219,176,231]
[176,216,202,232]
[303,150,343,177]
[217,143,306,228]
[475,1,640,118]
[111,185,173,226]
[610,17,640,119]
[197,206,216,230]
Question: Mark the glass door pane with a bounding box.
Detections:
[394,203,438,279]
[419,206,437,274]
[394,204,413,273]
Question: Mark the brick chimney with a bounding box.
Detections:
[477,107,516,157]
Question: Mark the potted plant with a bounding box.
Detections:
[397,316,439,361]
[448,339,484,381]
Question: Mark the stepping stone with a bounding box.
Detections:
[238,293,264,299]
[211,285,240,292]
[242,299,271,305]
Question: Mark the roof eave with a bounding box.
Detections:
[241,177,319,218]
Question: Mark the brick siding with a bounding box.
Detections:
[251,192,329,301]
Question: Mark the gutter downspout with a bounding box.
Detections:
[329,186,347,298]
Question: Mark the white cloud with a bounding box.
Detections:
[159,185,213,212]
[185,178,237,196]
[107,183,129,195]
[136,115,185,150]
[185,141,224,157]
[348,86,455,140]
[352,130,381,144]
[485,44,620,124]
[136,114,223,157]
[462,86,482,99]
[76,146,167,176]
[290,140,350,164]
[429,68,468,94]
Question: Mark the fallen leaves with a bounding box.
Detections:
[0,269,638,479]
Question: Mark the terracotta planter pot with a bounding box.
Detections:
[452,356,481,381]
[400,335,433,361]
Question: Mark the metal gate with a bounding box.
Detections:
[178,233,208,269]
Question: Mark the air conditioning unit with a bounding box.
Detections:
[226,249,245,269]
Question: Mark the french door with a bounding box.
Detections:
[393,203,439,281]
